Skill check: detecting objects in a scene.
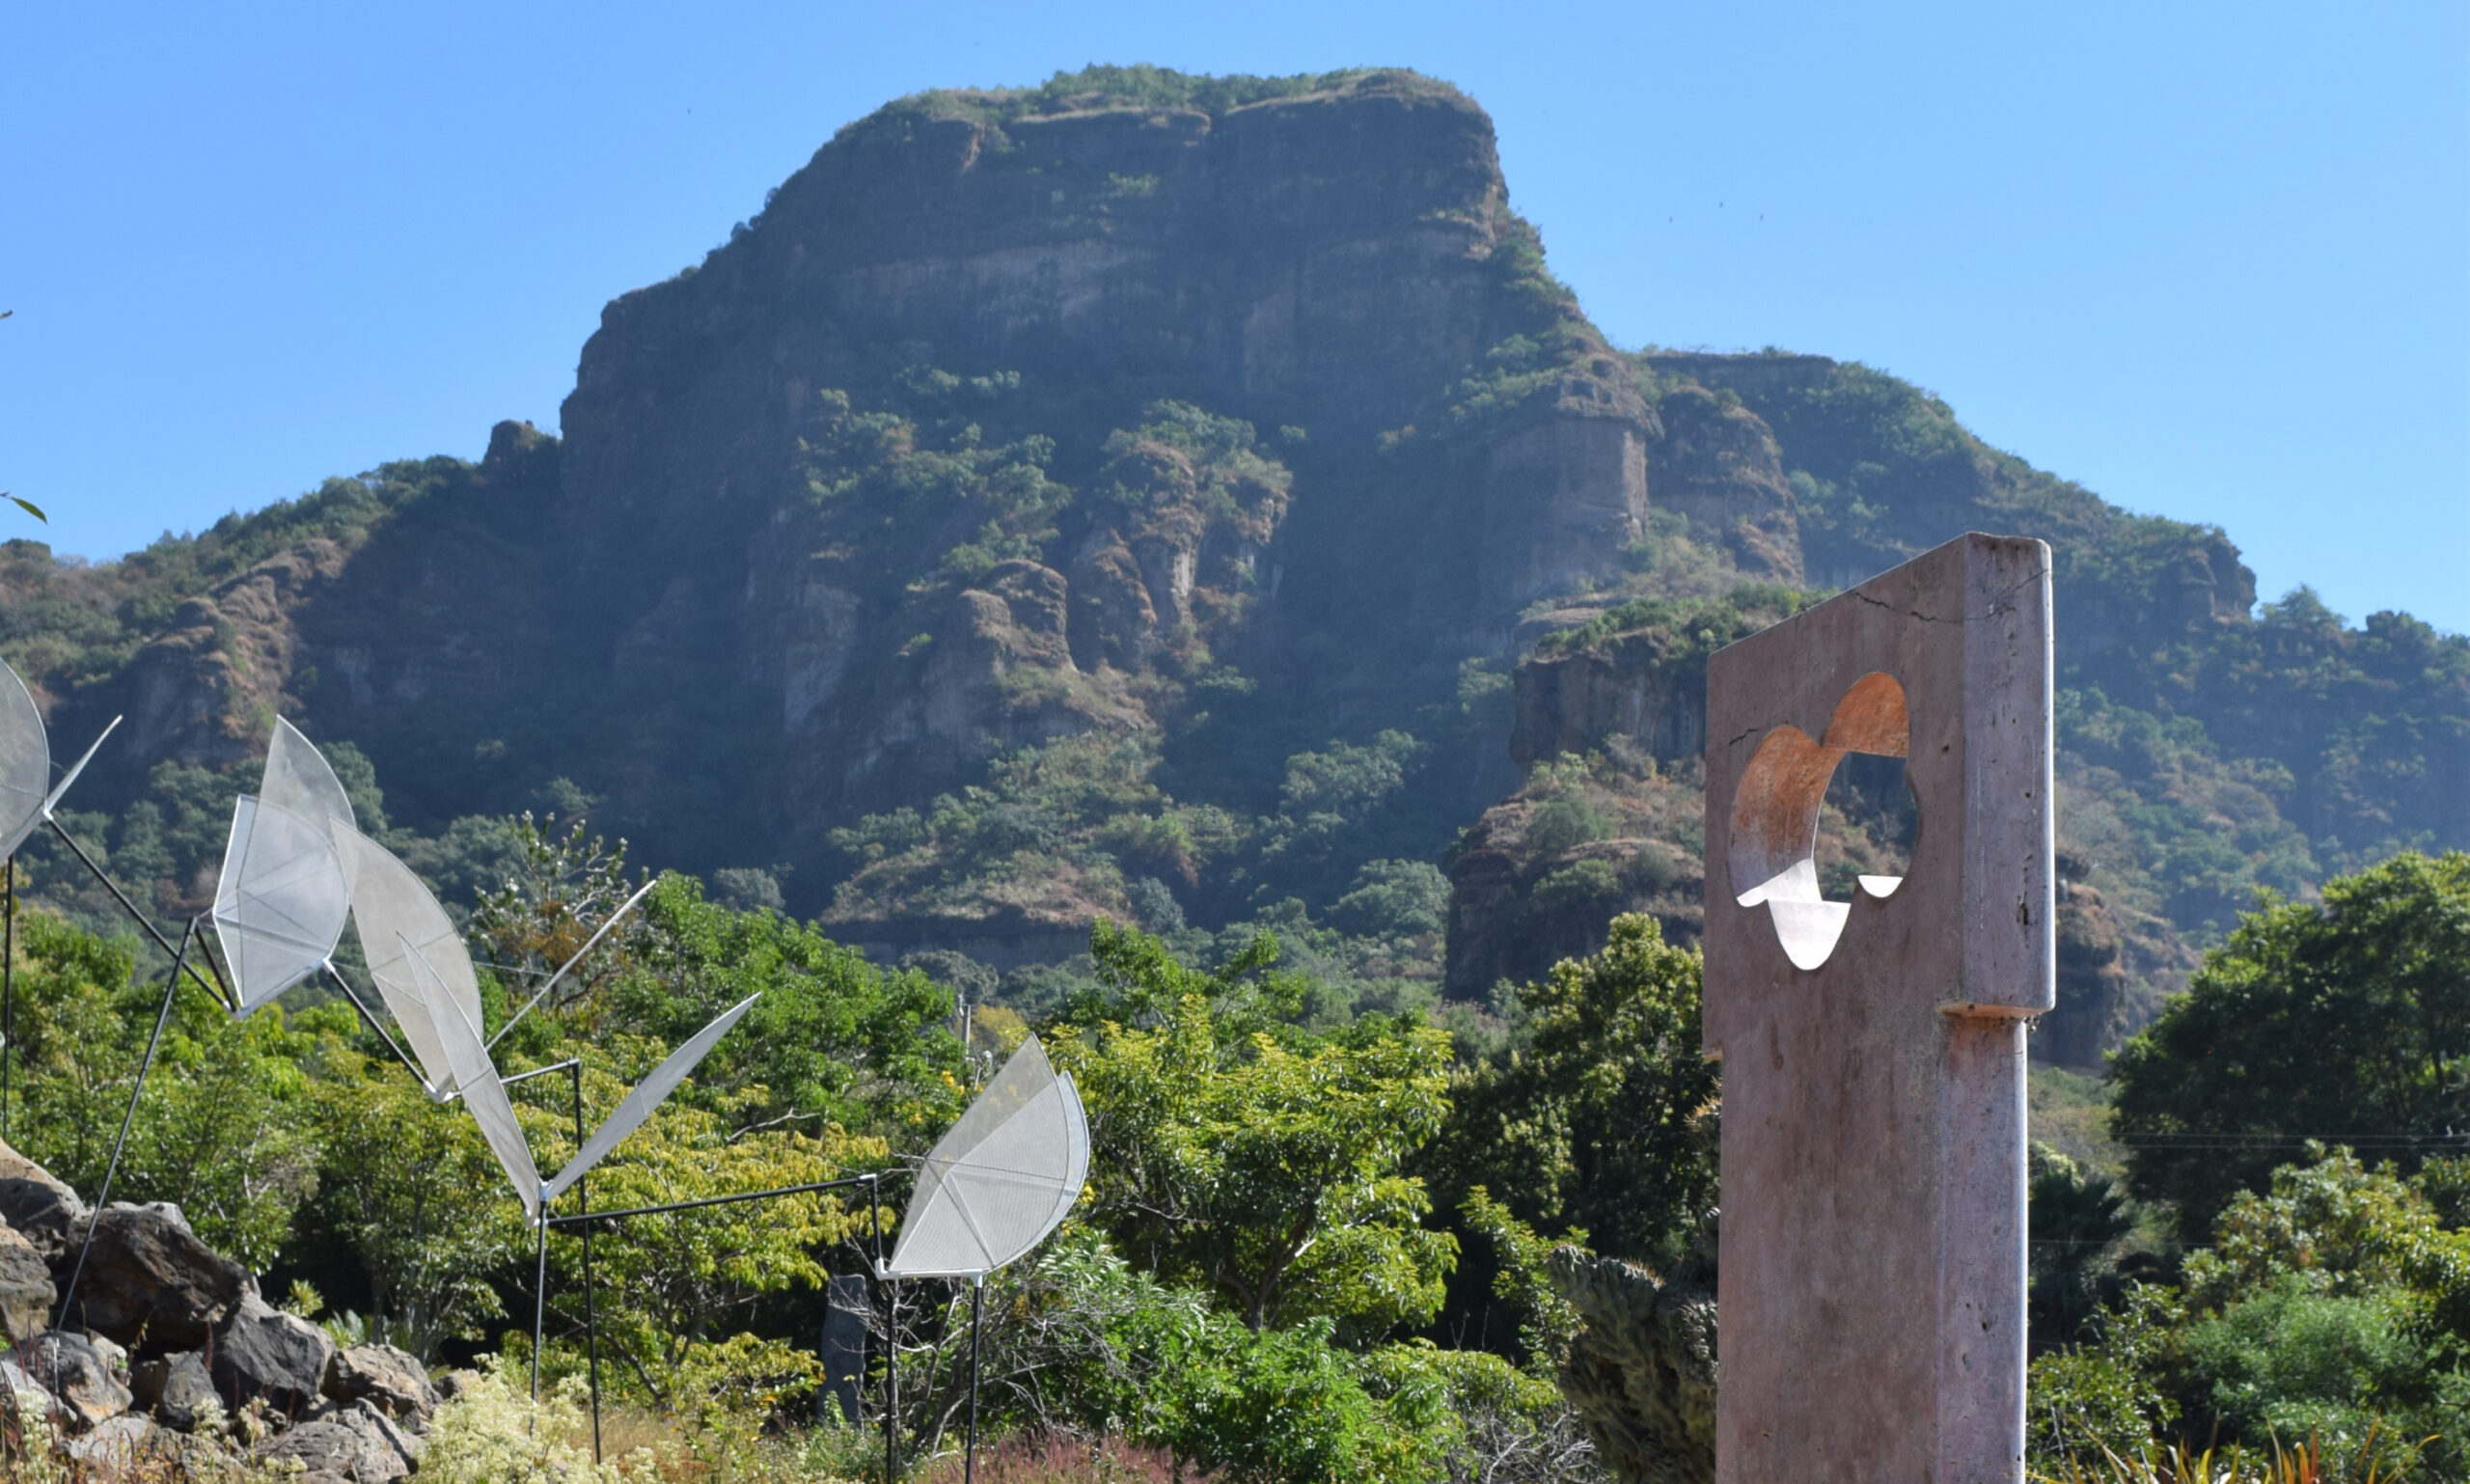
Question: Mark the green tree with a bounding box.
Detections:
[313,1047,532,1359]
[2029,1142,2138,1349]
[7,912,329,1267]
[1431,913,1718,1266]
[2172,1148,2470,1464]
[487,869,963,1140]
[529,1051,884,1414]
[2110,851,2470,1238]
[1050,923,1455,1333]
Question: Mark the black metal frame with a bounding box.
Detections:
[44,815,233,1010]
[545,1170,893,1470]
[55,913,213,1331]
[319,961,433,1094]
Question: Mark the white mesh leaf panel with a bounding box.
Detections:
[542,993,757,1204]
[211,797,350,1013]
[332,821,481,1097]
[886,1034,1088,1278]
[0,662,46,860]
[39,719,117,821]
[262,718,356,833]
[407,933,539,1224]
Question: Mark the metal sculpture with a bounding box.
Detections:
[0,658,222,1139]
[210,720,357,1015]
[879,1033,1089,1484]
[403,925,757,1424]
[66,718,364,1327]
[330,820,477,1099]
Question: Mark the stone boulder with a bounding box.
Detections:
[0,1220,56,1343]
[21,1330,133,1433]
[54,1201,247,1351]
[65,1412,183,1469]
[0,1139,84,1262]
[0,1356,67,1431]
[130,1349,219,1432]
[211,1294,336,1417]
[256,1397,420,1483]
[322,1341,437,1425]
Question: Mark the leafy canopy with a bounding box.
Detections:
[2110,850,2470,1237]
[1050,921,1456,1333]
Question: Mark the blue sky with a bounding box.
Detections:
[4,1,2463,631]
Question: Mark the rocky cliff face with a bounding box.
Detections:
[52,69,1778,898]
[6,68,2460,1056]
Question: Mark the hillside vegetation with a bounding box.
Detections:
[0,62,2464,1484]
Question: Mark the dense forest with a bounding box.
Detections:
[0,62,2464,1484]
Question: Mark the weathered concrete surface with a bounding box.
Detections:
[1702,532,2052,1483]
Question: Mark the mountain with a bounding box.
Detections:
[6,65,2463,1060]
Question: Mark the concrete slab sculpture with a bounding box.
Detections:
[1702,532,2053,1483]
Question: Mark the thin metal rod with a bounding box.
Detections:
[571,1059,601,1465]
[531,1214,548,1406]
[5,857,15,1140]
[887,1273,899,1484]
[502,1058,580,1088]
[321,963,429,1092]
[869,1173,889,1484]
[38,717,119,822]
[542,1172,893,1225]
[59,918,194,1332]
[484,878,655,1054]
[44,818,228,1008]
[965,1277,983,1484]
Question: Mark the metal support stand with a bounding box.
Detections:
[886,1273,900,1484]
[569,1059,601,1464]
[58,916,197,1332]
[965,1275,984,1484]
[531,1214,549,1406]
[5,856,15,1140]
[866,1174,890,1484]
[541,1171,900,1470]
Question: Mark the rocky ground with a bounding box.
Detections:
[0,1139,439,1480]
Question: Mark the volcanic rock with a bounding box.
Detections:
[0,1139,84,1262]
[258,1396,420,1483]
[322,1341,436,1424]
[53,1202,247,1351]
[0,1220,56,1343]
[211,1294,336,1417]
[22,1330,133,1432]
[130,1349,219,1432]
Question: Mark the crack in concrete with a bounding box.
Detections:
[1842,564,2050,624]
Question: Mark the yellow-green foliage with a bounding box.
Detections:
[420,1360,636,1484]
[526,1052,887,1409]
[1054,988,1455,1333]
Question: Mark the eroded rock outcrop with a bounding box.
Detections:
[322,1342,439,1425]
[255,1397,422,1484]
[129,1350,219,1433]
[22,1331,133,1433]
